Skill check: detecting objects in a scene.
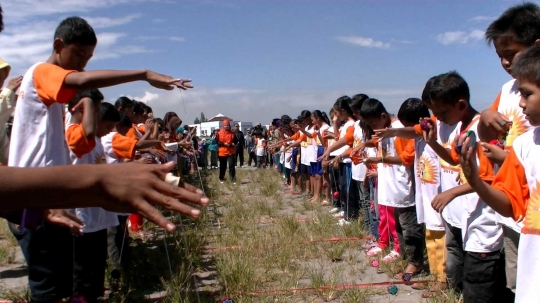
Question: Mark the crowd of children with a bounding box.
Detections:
[261,3,540,302]
[1,2,540,303]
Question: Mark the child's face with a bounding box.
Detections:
[518,78,540,127]
[97,120,118,137]
[54,41,95,72]
[352,109,362,120]
[494,37,530,76]
[363,113,388,130]
[430,99,464,126]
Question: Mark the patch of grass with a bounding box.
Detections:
[0,287,31,302]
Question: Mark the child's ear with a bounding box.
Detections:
[381,113,388,121]
[52,38,65,54]
[457,99,467,111]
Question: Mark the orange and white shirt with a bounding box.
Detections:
[331,120,355,163]
[66,123,119,233]
[377,119,415,208]
[490,79,532,233]
[413,117,458,230]
[300,125,315,166]
[102,132,137,164]
[490,127,540,302]
[351,120,368,182]
[9,63,77,168]
[450,117,503,252]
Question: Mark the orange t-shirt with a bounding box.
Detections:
[65,124,96,158]
[112,133,137,159]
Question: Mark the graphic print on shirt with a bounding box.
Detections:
[417,155,437,185]
[501,107,528,147]
[523,180,540,235]
[439,141,460,173]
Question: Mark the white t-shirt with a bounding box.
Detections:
[351,121,367,181]
[494,128,540,302]
[457,117,503,253]
[300,125,313,166]
[330,120,355,164]
[414,118,457,231]
[256,138,266,156]
[377,120,415,208]
[66,130,119,233]
[493,79,529,233]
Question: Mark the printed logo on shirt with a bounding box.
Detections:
[523,180,540,236]
[417,156,437,185]
[501,107,528,147]
[439,141,460,173]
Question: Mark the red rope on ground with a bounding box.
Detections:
[234,279,433,295]
[203,237,364,251]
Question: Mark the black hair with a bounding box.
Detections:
[100,102,121,122]
[281,115,292,126]
[68,89,104,109]
[300,110,311,121]
[312,110,331,125]
[360,98,388,119]
[350,94,369,112]
[54,17,97,46]
[0,6,4,33]
[429,71,470,105]
[133,101,146,115]
[333,96,356,120]
[421,76,439,103]
[115,96,134,110]
[397,98,431,124]
[512,44,540,85]
[146,106,153,114]
[485,2,540,46]
[118,112,132,128]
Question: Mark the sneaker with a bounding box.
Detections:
[337,218,350,226]
[332,211,344,218]
[329,207,339,214]
[382,250,401,262]
[366,246,383,257]
[220,181,224,184]
[363,240,377,251]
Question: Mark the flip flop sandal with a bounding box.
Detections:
[411,282,428,290]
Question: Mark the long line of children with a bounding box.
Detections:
[266,3,540,302]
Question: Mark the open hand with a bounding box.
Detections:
[145,71,193,90]
[6,76,23,91]
[44,209,84,234]
[480,109,511,136]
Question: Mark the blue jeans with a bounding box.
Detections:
[356,180,378,238]
[367,178,380,238]
[339,162,359,220]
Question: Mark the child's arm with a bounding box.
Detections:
[374,126,420,140]
[459,138,523,218]
[0,76,22,126]
[431,183,474,212]
[64,70,192,91]
[423,121,459,166]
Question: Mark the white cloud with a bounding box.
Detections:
[336,36,391,49]
[127,91,160,103]
[138,36,185,42]
[469,15,496,22]
[436,29,485,45]
[83,14,141,29]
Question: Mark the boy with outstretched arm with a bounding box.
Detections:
[423,71,504,302]
[460,44,540,303]
[7,16,196,302]
[477,3,540,296]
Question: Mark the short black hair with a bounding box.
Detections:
[397,98,430,124]
[115,96,134,110]
[512,44,540,85]
[421,76,439,103]
[360,98,388,119]
[118,112,132,128]
[145,105,153,114]
[0,6,4,33]
[54,17,97,46]
[68,89,104,109]
[485,2,540,46]
[133,101,146,115]
[100,102,121,122]
[281,115,292,126]
[334,96,356,119]
[351,94,369,112]
[429,71,470,105]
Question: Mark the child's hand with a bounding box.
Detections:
[374,128,396,140]
[94,162,209,232]
[137,157,154,164]
[458,137,480,186]
[431,190,454,213]
[6,76,22,91]
[480,109,511,136]
[366,170,378,178]
[422,118,437,144]
[363,157,381,164]
[480,142,507,166]
[43,209,84,233]
[145,118,155,131]
[149,148,166,159]
[145,71,193,90]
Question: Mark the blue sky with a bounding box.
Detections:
[0,0,533,124]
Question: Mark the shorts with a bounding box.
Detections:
[300,164,310,175]
[309,146,325,175]
[11,221,74,301]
